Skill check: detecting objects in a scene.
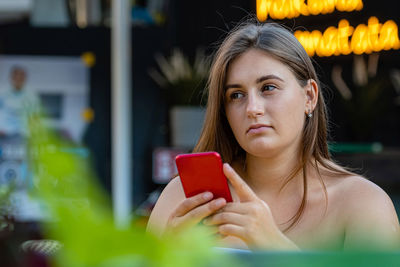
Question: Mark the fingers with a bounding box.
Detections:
[203,211,248,244]
[203,211,246,227]
[202,201,273,246]
[220,202,253,214]
[202,201,252,230]
[184,198,226,224]
[218,224,246,240]
[172,192,213,217]
[169,193,227,231]
[223,163,257,202]
[204,225,220,236]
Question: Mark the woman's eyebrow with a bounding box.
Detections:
[224,83,242,90]
[256,74,284,83]
[225,74,284,90]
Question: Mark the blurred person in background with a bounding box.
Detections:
[147,18,400,251]
[0,66,40,138]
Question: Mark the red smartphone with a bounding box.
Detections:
[175,151,233,202]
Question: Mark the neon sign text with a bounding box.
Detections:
[294,17,400,57]
[256,0,363,21]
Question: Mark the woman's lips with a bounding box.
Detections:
[246,124,272,134]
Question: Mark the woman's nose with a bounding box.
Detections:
[246,92,264,117]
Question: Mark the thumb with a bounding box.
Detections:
[223,163,257,202]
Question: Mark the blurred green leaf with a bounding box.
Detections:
[26,117,239,267]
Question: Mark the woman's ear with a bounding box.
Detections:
[305,79,318,115]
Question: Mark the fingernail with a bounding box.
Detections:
[203,192,213,200]
[214,198,226,207]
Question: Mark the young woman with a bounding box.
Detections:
[146,19,400,251]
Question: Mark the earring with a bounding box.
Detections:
[307,110,313,118]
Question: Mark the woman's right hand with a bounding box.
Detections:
[166,192,227,234]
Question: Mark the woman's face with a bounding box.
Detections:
[224,48,309,158]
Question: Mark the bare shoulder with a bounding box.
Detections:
[332,174,394,211]
[328,173,400,250]
[318,161,394,210]
[146,177,186,236]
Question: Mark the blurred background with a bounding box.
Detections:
[0,0,399,244]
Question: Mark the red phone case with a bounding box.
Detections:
[175,152,233,202]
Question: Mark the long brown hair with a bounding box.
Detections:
[193,18,354,230]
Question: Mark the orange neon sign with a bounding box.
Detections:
[256,0,363,21]
[256,0,399,56]
[294,17,400,57]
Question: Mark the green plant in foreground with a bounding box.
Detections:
[27,120,238,267]
[0,182,15,231]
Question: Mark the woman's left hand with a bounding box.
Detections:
[203,163,299,250]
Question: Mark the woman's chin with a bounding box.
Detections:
[244,142,280,157]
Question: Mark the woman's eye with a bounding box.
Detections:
[262,84,277,92]
[230,92,244,100]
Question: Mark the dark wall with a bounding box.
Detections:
[130,26,170,204]
[172,0,254,54]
